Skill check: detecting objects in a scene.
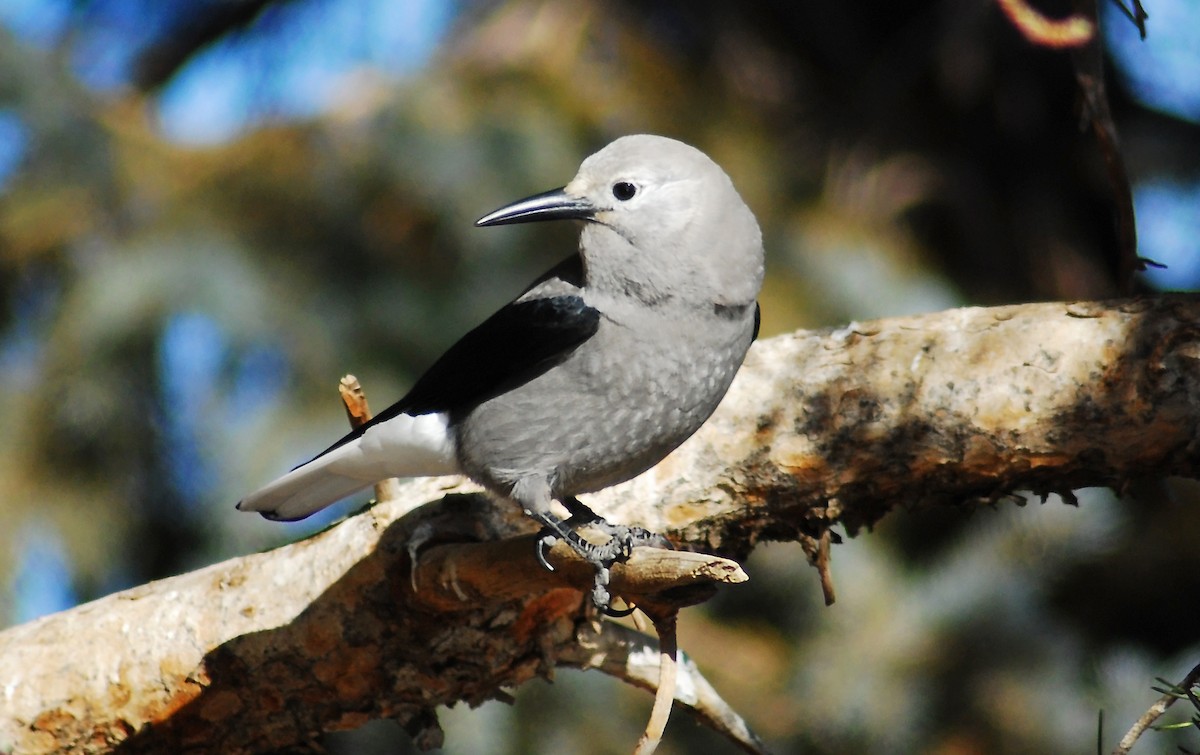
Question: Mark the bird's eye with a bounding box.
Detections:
[612,182,637,201]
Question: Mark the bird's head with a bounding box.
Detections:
[477,134,764,305]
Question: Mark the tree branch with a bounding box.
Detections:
[5,296,1200,753]
[562,622,768,755]
[1113,662,1200,755]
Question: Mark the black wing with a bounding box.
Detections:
[304,292,600,465]
[399,293,600,414]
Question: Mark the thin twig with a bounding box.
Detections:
[1069,0,1142,293]
[798,529,837,606]
[1113,663,1200,755]
[996,0,1095,48]
[1106,0,1148,39]
[634,608,679,755]
[817,528,836,606]
[338,374,402,503]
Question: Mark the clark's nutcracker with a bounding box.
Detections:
[238,134,765,610]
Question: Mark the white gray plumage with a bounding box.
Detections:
[238,135,764,602]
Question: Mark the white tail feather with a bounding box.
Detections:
[238,411,458,521]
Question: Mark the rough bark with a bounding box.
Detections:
[4,296,1200,753]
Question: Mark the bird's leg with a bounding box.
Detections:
[561,495,602,525]
[513,479,671,612]
[525,507,610,570]
[513,477,613,589]
[561,496,673,553]
[525,506,620,611]
[556,497,674,615]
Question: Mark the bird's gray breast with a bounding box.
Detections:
[454,298,755,499]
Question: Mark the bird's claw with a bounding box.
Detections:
[535,529,558,572]
[531,510,671,614]
[600,598,637,618]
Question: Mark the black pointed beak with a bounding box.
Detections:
[475,187,596,227]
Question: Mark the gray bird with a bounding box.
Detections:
[238,134,765,609]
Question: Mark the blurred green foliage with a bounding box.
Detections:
[2,1,1200,752]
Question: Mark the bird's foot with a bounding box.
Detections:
[533,526,624,613]
[533,521,626,570]
[561,495,674,554]
[532,501,672,614]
